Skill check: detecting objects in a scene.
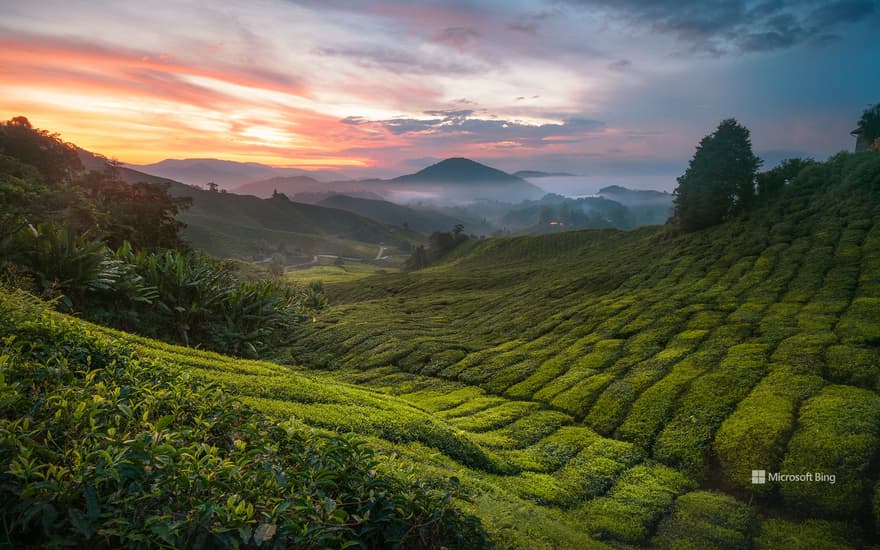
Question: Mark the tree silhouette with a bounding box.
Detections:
[674,119,762,232]
[855,102,880,148]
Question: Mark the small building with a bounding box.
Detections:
[851,128,870,152]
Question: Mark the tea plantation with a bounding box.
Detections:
[284,151,880,547]
[2,151,879,548]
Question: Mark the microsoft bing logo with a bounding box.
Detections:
[751,470,766,484]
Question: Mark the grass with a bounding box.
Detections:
[285,261,401,285]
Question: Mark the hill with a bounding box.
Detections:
[231,175,385,202]
[233,174,323,198]
[514,170,577,178]
[0,290,489,548]
[129,158,347,190]
[77,149,421,260]
[596,185,674,227]
[392,158,545,202]
[285,151,880,547]
[317,194,494,235]
[167,185,419,260]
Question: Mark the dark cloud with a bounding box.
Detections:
[506,11,554,35]
[558,0,878,55]
[607,58,632,71]
[341,110,605,147]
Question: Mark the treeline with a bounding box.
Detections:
[405,224,472,270]
[0,117,321,356]
[674,102,879,232]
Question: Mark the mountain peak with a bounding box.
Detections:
[396,157,522,184]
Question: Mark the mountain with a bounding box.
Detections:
[233,175,324,198]
[317,194,494,235]
[514,170,577,178]
[77,149,419,260]
[391,157,545,202]
[598,185,673,205]
[128,158,347,190]
[598,185,674,226]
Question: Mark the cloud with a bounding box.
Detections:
[506,11,554,35]
[314,45,484,75]
[430,26,480,49]
[607,58,632,71]
[558,0,879,55]
[340,110,605,148]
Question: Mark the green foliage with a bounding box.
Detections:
[405,227,470,270]
[653,344,768,480]
[674,118,762,231]
[754,519,863,550]
[652,491,755,549]
[713,366,824,495]
[0,154,49,240]
[6,229,318,356]
[578,464,696,544]
[757,158,815,198]
[0,117,192,252]
[73,167,192,251]
[856,101,880,143]
[0,290,490,549]
[780,385,880,516]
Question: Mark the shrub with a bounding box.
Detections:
[779,385,880,516]
[837,297,880,344]
[652,491,755,549]
[712,366,823,495]
[616,353,710,448]
[0,290,490,549]
[754,519,863,550]
[578,463,696,544]
[653,344,768,479]
[824,345,879,388]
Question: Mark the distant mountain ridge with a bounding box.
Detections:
[127,158,348,190]
[318,194,494,235]
[514,170,577,178]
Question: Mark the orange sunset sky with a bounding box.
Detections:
[1,0,877,183]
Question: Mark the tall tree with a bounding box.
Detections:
[674,119,762,231]
[855,102,880,147]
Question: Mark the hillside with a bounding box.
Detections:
[77,149,421,260]
[284,151,880,547]
[0,290,489,548]
[129,158,346,189]
[318,194,494,235]
[169,186,420,260]
[233,174,323,198]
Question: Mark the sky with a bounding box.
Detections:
[1,0,878,189]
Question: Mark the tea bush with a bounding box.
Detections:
[0,290,490,549]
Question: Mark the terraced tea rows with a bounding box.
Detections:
[289,152,880,546]
[26,305,865,548]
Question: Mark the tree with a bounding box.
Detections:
[0,116,82,184]
[405,245,429,270]
[756,158,815,198]
[856,102,880,145]
[674,118,762,231]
